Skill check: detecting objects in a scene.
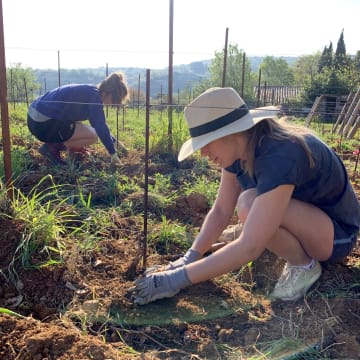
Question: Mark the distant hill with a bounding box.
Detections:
[33,57,298,98]
[33,60,212,99]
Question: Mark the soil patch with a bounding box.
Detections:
[0,148,359,359]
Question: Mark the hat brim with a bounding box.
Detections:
[178,106,279,161]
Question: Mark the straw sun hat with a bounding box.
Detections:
[178,87,279,161]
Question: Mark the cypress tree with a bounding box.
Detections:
[318,42,333,72]
[354,50,360,72]
[334,29,348,69]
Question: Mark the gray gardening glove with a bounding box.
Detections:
[133,266,192,305]
[145,249,201,274]
[111,135,128,156]
[110,153,121,165]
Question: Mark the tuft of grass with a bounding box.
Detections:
[148,215,191,253]
[8,175,75,272]
[184,174,220,205]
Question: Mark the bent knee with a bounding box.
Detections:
[236,188,257,222]
[89,132,98,144]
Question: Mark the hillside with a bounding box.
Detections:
[33,56,298,98]
[33,60,211,99]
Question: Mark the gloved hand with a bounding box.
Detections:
[110,153,121,165]
[133,266,192,305]
[145,248,201,275]
[118,142,129,156]
[111,135,128,156]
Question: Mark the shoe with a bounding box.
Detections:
[38,143,66,165]
[270,261,322,301]
[219,223,242,242]
[68,147,90,161]
[68,147,90,155]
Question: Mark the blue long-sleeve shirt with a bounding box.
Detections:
[29,84,116,154]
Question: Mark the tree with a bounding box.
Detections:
[302,67,353,103]
[318,42,333,72]
[6,63,40,103]
[334,29,348,69]
[260,56,294,86]
[292,54,321,86]
[354,50,360,72]
[302,30,359,106]
[193,43,255,103]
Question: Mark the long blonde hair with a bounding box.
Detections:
[98,72,129,104]
[243,117,315,176]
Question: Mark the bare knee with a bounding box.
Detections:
[236,188,257,222]
[88,131,98,144]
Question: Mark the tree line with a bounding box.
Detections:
[6,30,360,110]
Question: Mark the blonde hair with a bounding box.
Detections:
[98,72,129,104]
[243,117,315,176]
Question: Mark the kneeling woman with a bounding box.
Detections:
[27,71,129,165]
[132,87,359,305]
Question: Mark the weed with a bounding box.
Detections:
[184,174,220,205]
[0,307,26,319]
[148,215,191,253]
[8,175,74,273]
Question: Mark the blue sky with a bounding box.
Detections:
[3,0,360,69]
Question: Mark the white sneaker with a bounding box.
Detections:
[218,223,242,242]
[270,261,322,301]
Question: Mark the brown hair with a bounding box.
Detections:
[98,71,129,104]
[243,117,315,176]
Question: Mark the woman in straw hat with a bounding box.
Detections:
[27,71,129,165]
[132,87,360,305]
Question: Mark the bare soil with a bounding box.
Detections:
[0,146,359,360]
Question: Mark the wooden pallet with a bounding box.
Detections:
[305,95,325,127]
[332,88,360,139]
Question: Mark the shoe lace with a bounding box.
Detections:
[276,264,304,290]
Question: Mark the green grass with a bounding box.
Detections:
[7,175,74,271]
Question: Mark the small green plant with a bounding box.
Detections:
[148,111,188,155]
[11,148,33,178]
[184,174,220,205]
[0,307,26,319]
[149,215,190,253]
[150,173,172,195]
[149,173,177,205]
[8,175,74,272]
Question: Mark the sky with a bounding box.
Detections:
[2,0,360,70]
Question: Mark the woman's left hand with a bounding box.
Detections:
[110,153,121,165]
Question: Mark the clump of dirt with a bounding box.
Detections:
[165,192,210,226]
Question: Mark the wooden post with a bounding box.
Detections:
[167,0,174,152]
[222,28,229,88]
[241,52,245,98]
[143,69,150,268]
[0,0,12,193]
[57,50,61,87]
